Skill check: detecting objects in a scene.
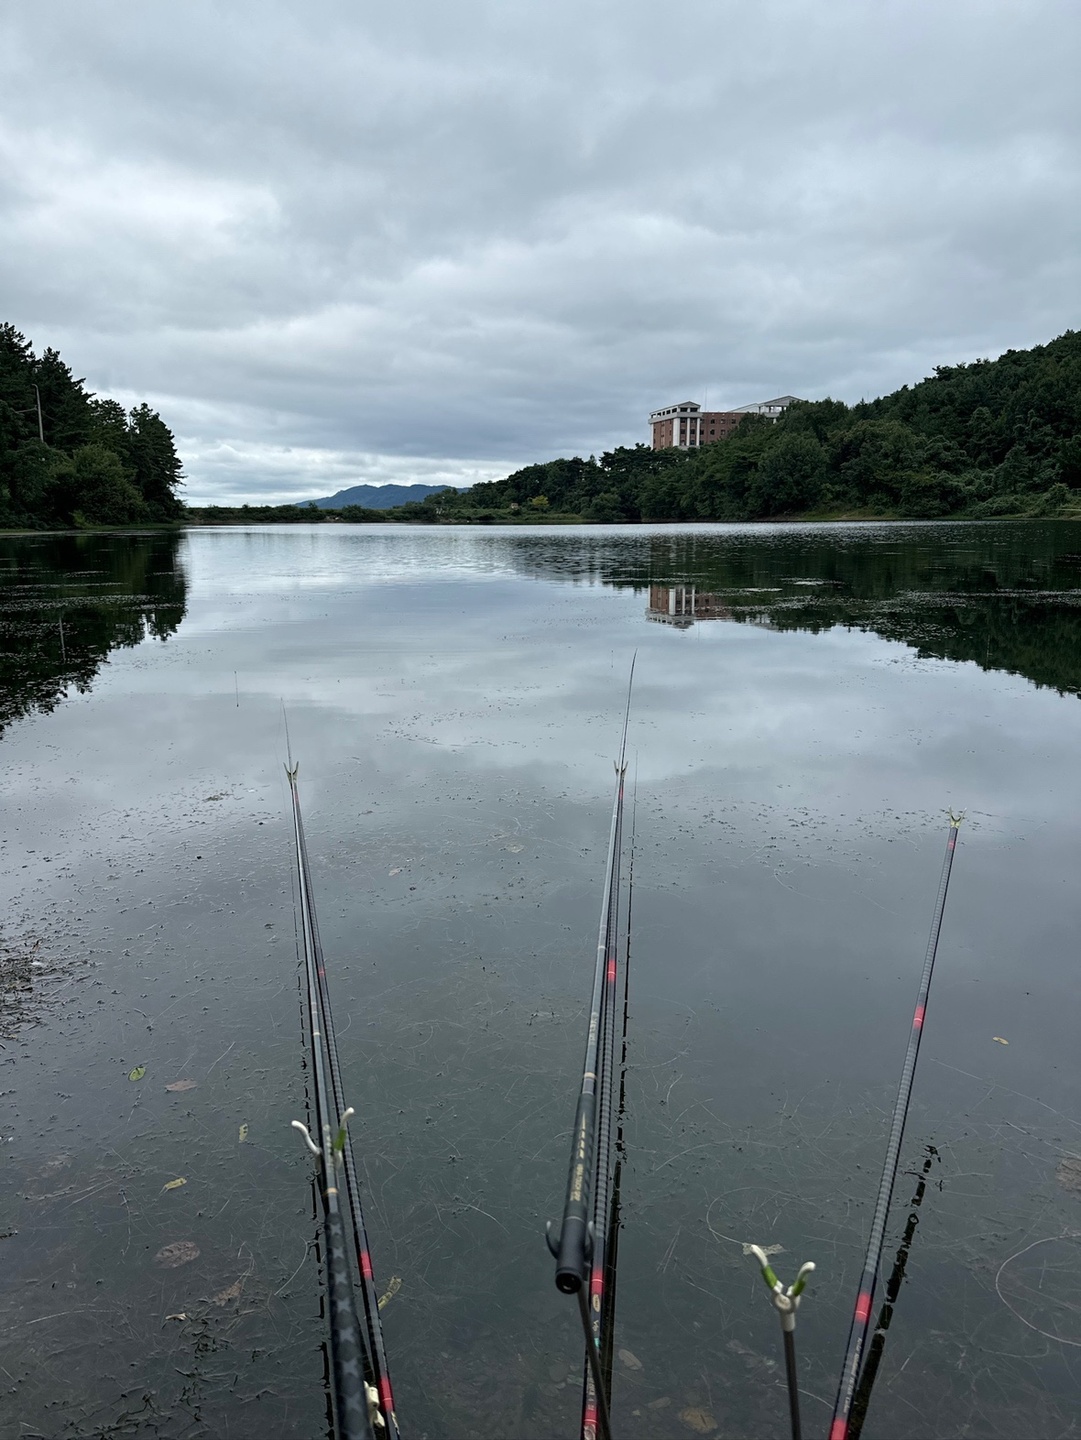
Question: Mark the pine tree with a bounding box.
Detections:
[126,403,184,518]
[32,348,94,452]
[0,325,186,526]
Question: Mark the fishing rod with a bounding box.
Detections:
[597,764,637,1394]
[547,658,636,1440]
[580,746,630,1440]
[286,761,399,1440]
[827,815,964,1440]
[847,1147,939,1438]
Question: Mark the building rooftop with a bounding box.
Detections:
[731,395,804,412]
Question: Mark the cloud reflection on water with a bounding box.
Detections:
[2,522,1081,1438]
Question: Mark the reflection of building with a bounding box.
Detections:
[646,585,732,628]
[649,396,804,450]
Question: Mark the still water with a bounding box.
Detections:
[1,522,1080,1439]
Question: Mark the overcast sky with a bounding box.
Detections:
[2,2,1079,504]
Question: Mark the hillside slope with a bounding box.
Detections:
[309,482,457,509]
[400,329,1081,522]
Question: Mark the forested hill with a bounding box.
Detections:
[397,328,1081,523]
[0,324,184,528]
[309,482,456,508]
[15,323,1078,529]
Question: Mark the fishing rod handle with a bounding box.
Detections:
[324,1182,380,1440]
[549,1084,599,1291]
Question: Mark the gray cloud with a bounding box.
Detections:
[2,0,1079,502]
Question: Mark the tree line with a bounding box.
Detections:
[0,323,184,528]
[7,323,1079,529]
[384,328,1081,524]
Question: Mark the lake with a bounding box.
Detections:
[2,521,1080,1439]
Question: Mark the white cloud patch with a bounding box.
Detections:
[178,436,510,506]
[1,0,1079,502]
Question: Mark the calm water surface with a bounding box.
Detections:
[2,522,1080,1439]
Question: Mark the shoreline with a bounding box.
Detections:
[3,509,1081,537]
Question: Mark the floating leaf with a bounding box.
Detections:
[618,1347,642,1370]
[679,1408,717,1435]
[212,1279,245,1306]
[164,1312,188,1322]
[165,1079,197,1093]
[154,1240,200,1268]
[993,1036,1009,1045]
[377,1275,401,1310]
[161,1177,187,1192]
[238,1123,248,1143]
[388,867,402,877]
[128,1066,146,1082]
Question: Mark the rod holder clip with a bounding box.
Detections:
[748,1246,815,1333]
[333,1106,356,1156]
[366,1382,386,1430]
[290,1119,319,1157]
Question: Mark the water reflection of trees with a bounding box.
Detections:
[499,523,1081,698]
[0,532,187,734]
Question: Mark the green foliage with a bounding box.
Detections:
[186,503,388,525]
[50,444,149,527]
[14,322,1073,529]
[0,323,184,528]
[750,432,828,515]
[126,403,185,519]
[400,329,1081,524]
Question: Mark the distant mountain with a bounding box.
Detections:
[307,483,461,509]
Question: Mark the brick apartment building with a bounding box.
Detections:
[649,396,802,450]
